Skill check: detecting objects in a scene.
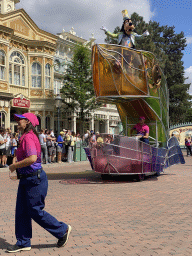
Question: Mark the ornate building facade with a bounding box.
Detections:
[0,0,121,134]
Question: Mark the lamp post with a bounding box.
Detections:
[55,94,62,138]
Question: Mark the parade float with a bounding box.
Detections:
[84,10,185,180]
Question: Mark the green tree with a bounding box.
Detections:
[161,26,192,124]
[60,44,100,133]
[169,83,192,124]
[131,13,168,71]
[104,12,192,124]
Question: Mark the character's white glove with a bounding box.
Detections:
[100,26,108,33]
[143,30,150,36]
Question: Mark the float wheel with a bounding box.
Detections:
[101,174,111,180]
[136,174,145,182]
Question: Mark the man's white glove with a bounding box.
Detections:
[100,26,108,33]
[143,30,150,36]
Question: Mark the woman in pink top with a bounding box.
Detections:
[130,116,149,144]
[7,113,71,253]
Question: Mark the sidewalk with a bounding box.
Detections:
[0,157,192,255]
[0,160,90,173]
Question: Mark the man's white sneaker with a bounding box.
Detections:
[7,244,31,253]
[57,225,72,247]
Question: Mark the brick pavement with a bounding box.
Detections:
[0,157,192,256]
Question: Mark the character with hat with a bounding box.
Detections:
[7,112,71,253]
[101,10,149,49]
[130,116,149,144]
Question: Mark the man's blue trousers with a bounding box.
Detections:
[15,169,68,247]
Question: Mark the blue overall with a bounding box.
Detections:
[15,169,68,247]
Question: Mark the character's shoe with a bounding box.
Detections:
[57,225,72,247]
[7,244,31,253]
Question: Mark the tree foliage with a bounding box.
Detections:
[104,12,192,124]
[60,44,101,131]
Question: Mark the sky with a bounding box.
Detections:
[16,0,192,93]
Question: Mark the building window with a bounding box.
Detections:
[54,79,62,95]
[32,62,41,88]
[36,116,41,132]
[45,116,51,130]
[22,66,25,86]
[0,50,5,80]
[0,112,5,128]
[45,64,51,89]
[9,51,25,86]
[7,4,11,12]
[54,60,60,72]
[59,48,64,57]
[9,64,12,84]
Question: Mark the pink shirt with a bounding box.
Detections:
[16,130,42,174]
[133,123,149,136]
[185,139,191,146]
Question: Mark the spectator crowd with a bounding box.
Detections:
[0,127,83,167]
[0,127,114,168]
[39,129,82,164]
[0,127,117,168]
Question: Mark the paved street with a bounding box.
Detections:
[0,156,192,256]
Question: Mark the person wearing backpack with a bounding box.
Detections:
[67,131,75,163]
[39,129,48,164]
[46,131,56,163]
[63,130,71,162]
[185,137,192,156]
[0,127,6,167]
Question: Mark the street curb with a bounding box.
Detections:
[0,160,89,173]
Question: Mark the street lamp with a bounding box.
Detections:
[55,94,62,137]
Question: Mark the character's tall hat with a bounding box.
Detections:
[122,10,130,21]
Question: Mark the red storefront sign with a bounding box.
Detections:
[12,97,30,108]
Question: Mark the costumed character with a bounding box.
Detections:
[100,10,149,49]
[100,10,149,73]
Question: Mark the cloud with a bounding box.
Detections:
[16,0,154,43]
[186,36,192,44]
[185,66,192,95]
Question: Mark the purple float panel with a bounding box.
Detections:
[151,147,168,174]
[84,147,93,170]
[92,155,143,174]
[89,135,149,174]
[142,143,152,173]
[86,134,170,175]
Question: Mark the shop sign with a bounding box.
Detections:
[12,97,30,108]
